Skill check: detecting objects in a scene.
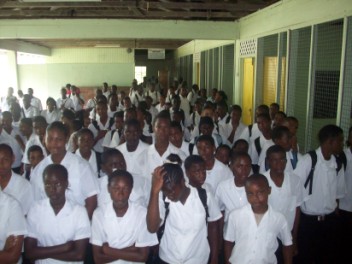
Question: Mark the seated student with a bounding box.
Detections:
[224,174,293,264]
[75,128,100,178]
[258,126,301,173]
[102,111,124,150]
[169,121,190,157]
[24,145,44,181]
[0,190,27,264]
[215,144,231,166]
[97,149,150,208]
[22,116,48,166]
[91,170,158,263]
[30,121,99,219]
[25,164,91,263]
[196,135,233,194]
[0,143,34,216]
[145,95,159,124]
[41,97,61,124]
[249,113,273,173]
[263,145,306,259]
[147,163,221,264]
[215,152,252,224]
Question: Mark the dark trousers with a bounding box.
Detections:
[339,210,352,263]
[296,212,341,264]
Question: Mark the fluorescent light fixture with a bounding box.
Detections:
[94,44,121,48]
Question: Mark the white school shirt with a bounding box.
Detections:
[22,134,47,164]
[293,147,346,215]
[71,94,83,111]
[106,129,122,149]
[56,97,75,110]
[88,117,114,153]
[146,90,160,105]
[222,122,250,146]
[259,147,302,173]
[155,103,166,112]
[26,198,91,264]
[0,191,27,264]
[97,174,150,208]
[86,98,97,109]
[91,201,158,264]
[339,148,352,212]
[30,152,99,205]
[250,135,273,165]
[0,129,23,168]
[176,140,190,157]
[2,172,34,216]
[249,123,262,143]
[117,140,149,178]
[215,178,248,222]
[75,149,98,177]
[224,204,292,264]
[31,96,43,112]
[263,170,306,230]
[143,143,187,180]
[159,186,222,264]
[22,105,40,118]
[218,113,230,127]
[41,109,61,124]
[205,159,233,194]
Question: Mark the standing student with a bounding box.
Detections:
[223,105,249,146]
[56,88,74,112]
[41,97,61,124]
[224,174,293,264]
[147,163,221,264]
[294,124,345,263]
[91,170,158,263]
[30,121,99,219]
[25,164,91,263]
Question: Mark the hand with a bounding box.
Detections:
[4,236,18,251]
[151,166,166,194]
[102,242,110,254]
[97,130,108,139]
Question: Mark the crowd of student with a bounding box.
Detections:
[0,79,351,264]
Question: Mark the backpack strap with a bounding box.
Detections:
[225,115,231,124]
[189,143,195,155]
[254,137,262,156]
[91,120,100,131]
[95,151,102,178]
[110,129,116,140]
[335,151,347,172]
[248,124,253,137]
[304,150,317,195]
[157,194,170,241]
[108,117,114,130]
[196,187,209,222]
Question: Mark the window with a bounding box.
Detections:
[17,52,46,64]
[135,66,146,84]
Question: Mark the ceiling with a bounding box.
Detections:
[1,0,278,50]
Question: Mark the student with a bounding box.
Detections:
[231,139,249,154]
[70,86,85,112]
[215,144,231,166]
[24,145,44,181]
[0,143,34,216]
[75,128,100,177]
[294,124,345,263]
[249,113,273,172]
[224,174,293,264]
[22,94,39,118]
[40,97,61,124]
[270,103,280,122]
[248,104,270,143]
[216,101,230,127]
[107,93,121,119]
[196,135,233,194]
[86,88,103,111]
[215,152,252,223]
[263,145,306,258]
[91,170,158,263]
[147,163,221,264]
[223,105,250,146]
[0,190,27,264]
[1,111,20,139]
[18,117,34,152]
[169,121,190,157]
[282,116,300,153]
[102,111,124,149]
[189,98,202,131]
[61,109,77,153]
[273,111,287,128]
[25,164,91,263]
[56,87,74,112]
[30,121,99,219]
[28,88,43,112]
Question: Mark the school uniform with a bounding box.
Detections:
[40,109,61,124]
[75,149,99,177]
[187,89,199,106]
[215,178,248,222]
[205,159,233,194]
[30,152,99,205]
[224,204,292,264]
[293,147,345,263]
[179,96,191,126]
[105,129,123,149]
[146,90,160,105]
[248,123,262,143]
[22,134,47,164]
[249,135,273,166]
[71,94,83,111]
[147,105,159,124]
[175,140,191,157]
[131,93,145,107]
[56,97,75,111]
[91,201,158,264]
[0,191,27,264]
[88,117,115,153]
[263,170,306,230]
[1,95,17,111]
[108,105,123,119]
[2,172,34,216]
[218,113,230,127]
[22,105,40,118]
[158,186,222,264]
[190,111,201,128]
[0,129,23,169]
[30,96,43,112]
[86,98,97,109]
[222,122,250,146]
[26,198,91,264]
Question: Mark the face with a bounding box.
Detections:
[216,148,230,165]
[108,176,132,209]
[96,104,108,118]
[233,142,249,153]
[214,92,222,103]
[216,106,226,119]
[19,122,32,137]
[33,122,47,139]
[1,116,12,130]
[23,97,31,108]
[257,117,271,133]
[275,133,292,151]
[267,152,287,174]
[109,95,118,107]
[45,129,67,156]
[61,89,67,97]
[274,113,285,127]
[169,127,183,147]
[231,110,241,125]
[154,118,170,142]
[124,124,140,145]
[78,133,94,153]
[162,180,185,202]
[28,88,33,96]
[115,117,124,131]
[29,151,44,168]
[199,123,213,136]
[124,110,136,122]
[270,105,279,119]
[201,108,214,119]
[123,97,132,108]
[186,163,206,188]
[196,140,215,161]
[47,101,55,112]
[330,133,344,155]
[101,154,126,175]
[245,180,271,212]
[230,156,251,186]
[0,149,14,174]
[44,173,68,203]
[181,87,188,97]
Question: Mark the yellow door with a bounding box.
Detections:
[263,56,278,106]
[242,58,254,125]
[279,57,286,110]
